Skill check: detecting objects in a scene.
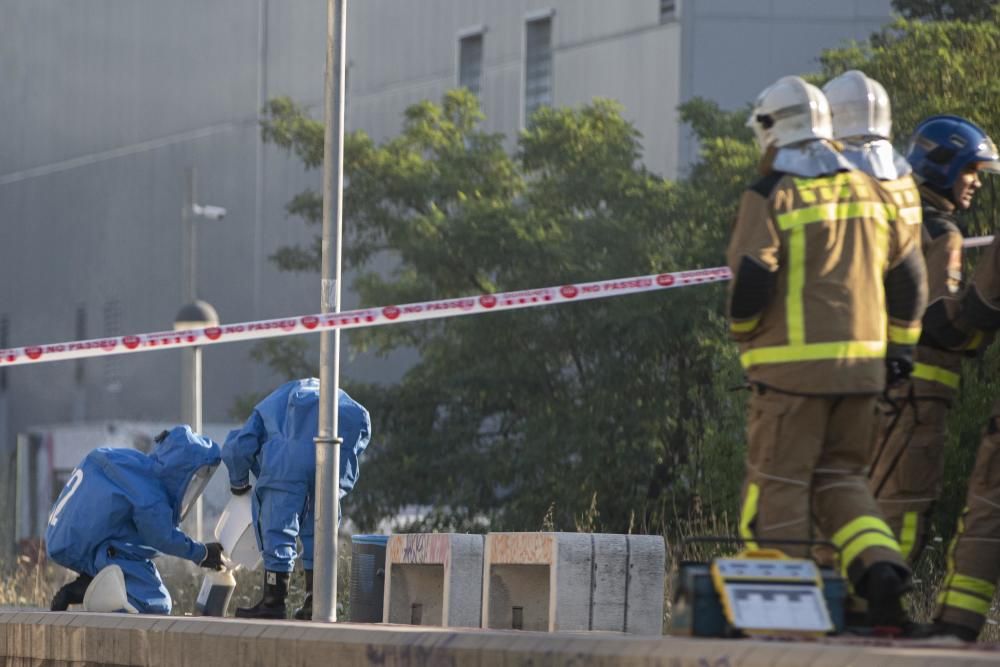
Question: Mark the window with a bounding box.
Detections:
[660,0,678,22]
[458,31,484,96]
[524,15,553,122]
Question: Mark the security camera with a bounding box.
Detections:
[193,204,227,220]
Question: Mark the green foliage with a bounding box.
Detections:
[260,91,748,533]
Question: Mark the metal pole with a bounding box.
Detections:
[193,345,203,541]
[180,166,201,540]
[314,0,347,623]
[183,167,197,304]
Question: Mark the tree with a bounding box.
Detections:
[891,0,999,21]
[259,91,748,533]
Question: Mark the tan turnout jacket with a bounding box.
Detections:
[727,168,925,395]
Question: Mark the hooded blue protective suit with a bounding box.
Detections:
[45,426,221,614]
[222,379,370,572]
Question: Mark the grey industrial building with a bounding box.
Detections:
[0,0,893,551]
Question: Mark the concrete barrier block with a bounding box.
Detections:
[383,533,484,628]
[625,534,665,636]
[483,532,592,632]
[482,532,665,635]
[591,533,628,632]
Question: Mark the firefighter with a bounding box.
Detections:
[222,378,371,620]
[869,116,1000,570]
[932,148,1000,642]
[730,75,927,628]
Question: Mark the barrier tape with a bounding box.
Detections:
[0,234,992,368]
[0,266,732,367]
[965,235,994,249]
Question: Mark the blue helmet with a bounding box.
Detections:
[906,115,1000,190]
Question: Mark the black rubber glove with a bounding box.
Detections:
[886,356,914,386]
[230,483,252,496]
[200,542,225,571]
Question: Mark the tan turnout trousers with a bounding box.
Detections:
[740,388,906,583]
[869,375,955,563]
[935,399,1000,635]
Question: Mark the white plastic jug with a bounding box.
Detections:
[215,493,262,570]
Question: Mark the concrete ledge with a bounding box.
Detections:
[3,611,1000,666]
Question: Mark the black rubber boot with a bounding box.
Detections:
[861,562,913,633]
[50,573,93,611]
[294,569,313,621]
[235,570,289,619]
[931,620,980,642]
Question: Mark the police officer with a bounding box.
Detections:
[47,426,225,614]
[870,116,1000,568]
[730,75,927,628]
[222,378,371,620]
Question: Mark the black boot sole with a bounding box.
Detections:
[235,606,287,620]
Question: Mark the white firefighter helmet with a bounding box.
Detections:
[823,70,892,140]
[747,76,833,151]
[82,565,139,614]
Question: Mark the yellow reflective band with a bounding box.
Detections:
[899,511,918,561]
[740,340,886,368]
[841,532,901,574]
[739,483,760,551]
[944,510,968,583]
[831,515,896,549]
[874,219,889,331]
[964,330,984,351]
[731,317,760,334]
[888,324,921,346]
[941,590,991,617]
[950,574,996,600]
[898,206,921,226]
[776,202,891,231]
[912,363,960,389]
[787,226,806,344]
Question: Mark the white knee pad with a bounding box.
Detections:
[83,565,139,614]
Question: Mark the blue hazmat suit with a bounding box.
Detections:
[45,426,221,614]
[222,378,371,573]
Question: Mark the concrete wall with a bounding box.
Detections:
[1,611,998,667]
[677,0,894,168]
[347,0,682,177]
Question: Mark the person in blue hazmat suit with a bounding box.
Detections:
[46,426,226,614]
[222,378,371,620]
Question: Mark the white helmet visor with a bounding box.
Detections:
[180,464,218,520]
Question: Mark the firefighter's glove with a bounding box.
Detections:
[230,483,252,496]
[886,356,914,387]
[200,542,226,571]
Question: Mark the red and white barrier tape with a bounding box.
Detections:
[0,266,732,367]
[1,234,993,368]
[964,234,995,249]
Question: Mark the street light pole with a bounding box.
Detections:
[314,0,347,623]
[176,166,223,542]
